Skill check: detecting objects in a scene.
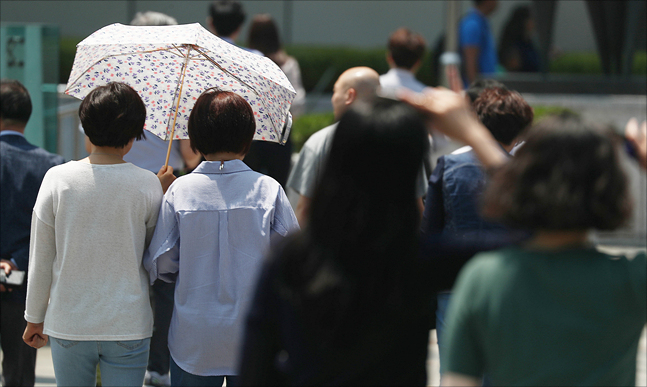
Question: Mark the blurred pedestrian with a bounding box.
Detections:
[207,0,261,55]
[422,87,533,371]
[23,82,174,386]
[247,14,305,118]
[144,89,298,387]
[403,86,647,387]
[459,0,499,85]
[447,114,644,386]
[1,79,65,387]
[237,98,431,385]
[287,67,428,226]
[244,13,306,189]
[380,27,428,93]
[498,5,540,72]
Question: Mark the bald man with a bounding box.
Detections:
[287,67,427,226]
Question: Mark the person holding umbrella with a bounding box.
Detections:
[23,82,175,386]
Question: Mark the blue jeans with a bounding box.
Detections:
[50,337,150,386]
[170,357,237,387]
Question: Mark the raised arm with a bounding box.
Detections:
[399,87,506,169]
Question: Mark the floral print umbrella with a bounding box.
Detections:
[65,23,296,158]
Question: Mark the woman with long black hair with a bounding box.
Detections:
[236,98,432,385]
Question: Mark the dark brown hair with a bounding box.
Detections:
[1,79,32,124]
[79,82,146,148]
[387,28,426,70]
[473,87,533,145]
[247,14,281,56]
[482,112,631,231]
[187,88,255,155]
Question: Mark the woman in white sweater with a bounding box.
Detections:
[23,82,175,386]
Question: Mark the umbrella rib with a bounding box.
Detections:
[66,47,188,90]
[191,46,284,142]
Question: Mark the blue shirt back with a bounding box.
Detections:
[144,159,299,376]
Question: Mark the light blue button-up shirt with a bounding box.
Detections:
[144,159,299,376]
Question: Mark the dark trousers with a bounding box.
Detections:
[148,280,175,375]
[1,299,37,386]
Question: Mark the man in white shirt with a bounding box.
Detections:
[380,27,428,93]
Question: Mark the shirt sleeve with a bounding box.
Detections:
[440,258,486,378]
[143,194,179,284]
[286,140,321,198]
[270,187,300,247]
[24,212,56,324]
[460,16,483,47]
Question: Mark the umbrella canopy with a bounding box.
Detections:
[65,23,296,144]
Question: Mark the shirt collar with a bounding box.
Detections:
[388,68,416,79]
[0,130,25,138]
[193,159,251,175]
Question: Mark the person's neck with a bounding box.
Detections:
[203,151,245,162]
[0,122,26,133]
[525,230,589,250]
[85,145,127,165]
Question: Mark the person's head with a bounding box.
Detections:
[0,79,32,131]
[386,27,426,72]
[79,82,146,148]
[482,112,631,231]
[331,67,380,120]
[310,97,429,256]
[466,78,507,104]
[473,87,533,147]
[130,11,177,26]
[474,0,498,15]
[187,88,255,156]
[208,0,246,38]
[247,14,281,56]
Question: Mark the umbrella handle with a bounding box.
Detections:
[164,136,174,169]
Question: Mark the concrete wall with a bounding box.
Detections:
[4,0,642,52]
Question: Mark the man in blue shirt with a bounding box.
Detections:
[459,0,499,85]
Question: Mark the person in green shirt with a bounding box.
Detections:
[439,112,645,386]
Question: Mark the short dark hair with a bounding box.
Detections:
[466,78,507,103]
[482,112,631,231]
[79,82,146,148]
[387,28,426,70]
[209,0,245,37]
[473,87,533,145]
[0,79,32,124]
[247,14,281,56]
[187,89,255,155]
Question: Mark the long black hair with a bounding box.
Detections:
[275,98,429,345]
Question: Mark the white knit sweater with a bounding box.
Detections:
[25,161,163,340]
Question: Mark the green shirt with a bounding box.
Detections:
[442,246,646,386]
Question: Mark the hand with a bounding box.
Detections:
[399,87,507,169]
[399,87,481,143]
[0,260,18,292]
[23,322,49,349]
[157,165,176,194]
[625,117,647,170]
